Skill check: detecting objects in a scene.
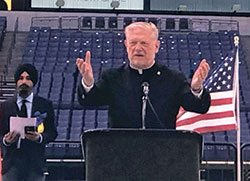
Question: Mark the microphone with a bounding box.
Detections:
[141,82,149,95]
[141,81,164,129]
[141,82,149,129]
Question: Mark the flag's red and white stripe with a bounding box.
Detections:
[177,88,237,133]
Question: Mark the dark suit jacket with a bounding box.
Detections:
[0,95,58,174]
[78,63,211,129]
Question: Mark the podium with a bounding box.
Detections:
[82,129,202,181]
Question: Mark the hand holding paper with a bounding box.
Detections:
[10,117,36,139]
[25,131,40,141]
[4,131,20,144]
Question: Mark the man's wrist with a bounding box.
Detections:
[82,78,93,87]
[192,86,202,93]
[82,79,94,93]
[3,137,11,146]
[37,134,43,143]
[191,86,204,98]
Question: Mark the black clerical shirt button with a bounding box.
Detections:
[82,94,85,99]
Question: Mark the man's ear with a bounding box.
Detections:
[124,40,127,48]
[155,40,160,53]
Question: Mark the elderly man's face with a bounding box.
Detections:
[124,26,160,69]
[17,71,33,98]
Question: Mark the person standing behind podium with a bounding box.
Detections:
[76,22,211,129]
[0,63,58,181]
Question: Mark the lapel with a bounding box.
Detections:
[31,95,38,117]
[9,96,19,117]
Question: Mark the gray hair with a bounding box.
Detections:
[125,21,159,40]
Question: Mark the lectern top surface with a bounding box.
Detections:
[83,128,202,138]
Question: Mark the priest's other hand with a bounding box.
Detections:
[191,59,210,92]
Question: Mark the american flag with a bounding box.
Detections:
[176,46,238,133]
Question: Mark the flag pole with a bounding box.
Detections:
[234,36,241,181]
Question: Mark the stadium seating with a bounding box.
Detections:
[20,18,250,164]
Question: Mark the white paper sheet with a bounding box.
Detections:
[10,117,36,138]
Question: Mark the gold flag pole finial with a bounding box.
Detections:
[234,36,239,46]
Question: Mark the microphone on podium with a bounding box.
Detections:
[141,82,149,129]
[142,82,149,96]
[141,81,164,129]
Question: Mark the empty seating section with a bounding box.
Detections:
[0,16,7,50]
[21,17,250,161]
[51,108,108,142]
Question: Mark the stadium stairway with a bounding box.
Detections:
[0,32,12,75]
[0,32,27,102]
[5,32,27,77]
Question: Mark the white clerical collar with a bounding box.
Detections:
[129,61,155,75]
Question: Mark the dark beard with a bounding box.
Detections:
[18,84,30,98]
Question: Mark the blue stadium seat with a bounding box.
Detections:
[112,58,126,68]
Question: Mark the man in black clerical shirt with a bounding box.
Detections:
[76,22,211,129]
